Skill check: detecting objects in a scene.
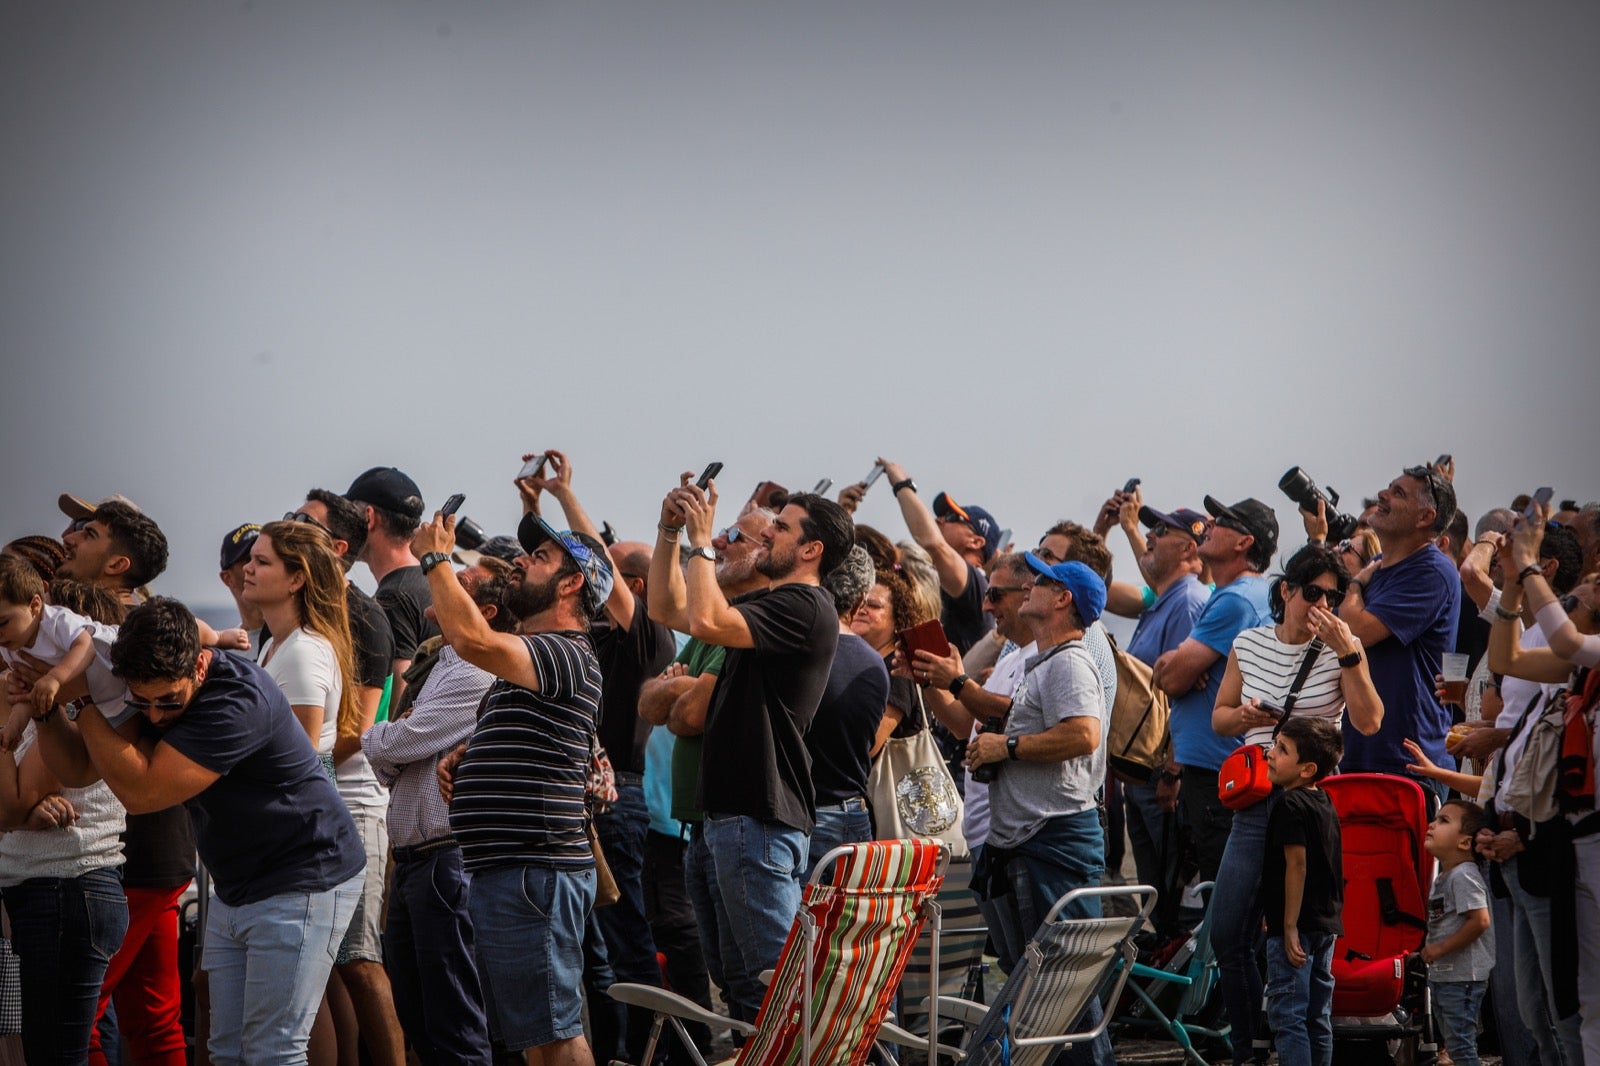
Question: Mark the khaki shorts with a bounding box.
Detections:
[336,807,389,965]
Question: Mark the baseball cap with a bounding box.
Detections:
[219,523,262,570]
[516,513,615,609]
[453,534,525,567]
[344,467,425,521]
[1203,496,1280,554]
[932,491,1003,561]
[1022,555,1107,626]
[1138,505,1210,544]
[58,493,140,522]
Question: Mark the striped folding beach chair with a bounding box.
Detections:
[610,838,949,1066]
[880,883,1154,1065]
[897,855,989,1032]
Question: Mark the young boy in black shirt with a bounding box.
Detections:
[1261,716,1344,1066]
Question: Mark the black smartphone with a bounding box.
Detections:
[1123,477,1142,494]
[1435,453,1452,468]
[1526,486,1554,520]
[696,462,723,490]
[1256,700,1284,719]
[440,493,466,518]
[517,453,549,480]
[863,462,886,488]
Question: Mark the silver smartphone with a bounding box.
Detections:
[517,453,550,480]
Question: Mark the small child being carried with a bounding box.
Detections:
[0,555,125,747]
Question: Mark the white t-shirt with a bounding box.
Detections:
[963,640,1035,847]
[260,627,340,757]
[0,605,126,722]
[1232,626,1348,748]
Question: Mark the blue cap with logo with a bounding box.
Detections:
[932,491,1003,562]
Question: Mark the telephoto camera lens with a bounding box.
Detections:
[454,515,487,551]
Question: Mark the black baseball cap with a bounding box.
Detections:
[345,467,425,521]
[219,523,261,570]
[1203,496,1279,554]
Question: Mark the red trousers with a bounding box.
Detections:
[89,883,190,1066]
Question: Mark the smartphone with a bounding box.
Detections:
[1123,477,1142,494]
[517,453,549,480]
[1435,453,1452,468]
[1256,700,1284,719]
[995,528,1013,553]
[696,462,723,490]
[863,462,886,488]
[1526,486,1554,520]
[440,493,466,518]
[813,478,833,495]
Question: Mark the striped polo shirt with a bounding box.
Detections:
[449,631,602,872]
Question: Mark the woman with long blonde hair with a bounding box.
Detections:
[243,520,356,766]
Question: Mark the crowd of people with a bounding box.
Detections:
[0,452,1595,1066]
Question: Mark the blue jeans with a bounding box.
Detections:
[683,825,728,1004]
[998,809,1112,1066]
[1431,980,1487,1066]
[383,846,493,1066]
[203,872,363,1066]
[1,867,129,1066]
[1264,931,1336,1066]
[1502,855,1584,1065]
[593,784,663,1062]
[1212,792,1276,1064]
[702,813,807,1023]
[1487,886,1541,1066]
[806,798,873,881]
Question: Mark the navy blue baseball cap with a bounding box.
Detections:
[219,523,261,570]
[1138,506,1210,544]
[1022,555,1107,626]
[932,492,1003,561]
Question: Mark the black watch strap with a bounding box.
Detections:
[1337,650,1363,669]
[891,478,917,496]
[1006,735,1021,761]
[948,673,971,697]
[420,551,450,575]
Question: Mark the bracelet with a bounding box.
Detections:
[1493,604,1520,621]
[657,523,683,537]
[1517,565,1543,585]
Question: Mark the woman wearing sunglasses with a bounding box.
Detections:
[1207,544,1383,1065]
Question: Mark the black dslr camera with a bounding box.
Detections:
[970,717,1008,784]
[1278,467,1359,542]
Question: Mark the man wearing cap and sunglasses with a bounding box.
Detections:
[345,466,437,702]
[1336,467,1461,789]
[417,506,613,1066]
[1151,495,1277,884]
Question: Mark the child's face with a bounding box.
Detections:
[1426,804,1474,862]
[0,595,43,651]
[1267,734,1315,788]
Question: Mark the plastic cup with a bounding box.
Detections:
[1441,652,1470,704]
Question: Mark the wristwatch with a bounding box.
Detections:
[686,546,717,564]
[1006,735,1021,761]
[419,551,451,575]
[1517,564,1543,585]
[1337,650,1363,669]
[62,694,93,721]
[948,673,971,697]
[891,478,917,496]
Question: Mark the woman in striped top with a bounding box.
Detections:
[1207,544,1383,1065]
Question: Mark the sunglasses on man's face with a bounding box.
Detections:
[126,694,187,713]
[1213,515,1251,536]
[1292,583,1345,609]
[716,526,752,544]
[283,511,333,535]
[984,585,1028,604]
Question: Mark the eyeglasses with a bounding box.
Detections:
[984,585,1028,603]
[283,511,332,535]
[1291,583,1346,609]
[126,693,187,713]
[716,526,752,544]
[68,516,93,533]
[1213,514,1251,536]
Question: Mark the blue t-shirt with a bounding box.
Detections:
[1126,576,1211,669]
[1343,544,1460,774]
[153,651,365,907]
[1169,575,1272,770]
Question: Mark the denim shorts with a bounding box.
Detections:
[468,864,594,1051]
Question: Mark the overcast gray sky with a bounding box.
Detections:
[4,2,1597,608]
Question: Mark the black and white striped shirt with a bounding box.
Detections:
[1233,626,1346,748]
[449,632,602,872]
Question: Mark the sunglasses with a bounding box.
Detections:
[716,526,753,544]
[1291,583,1346,609]
[984,585,1028,603]
[126,694,187,713]
[68,516,93,534]
[1213,514,1251,536]
[283,511,333,535]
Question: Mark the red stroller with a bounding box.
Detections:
[1324,773,1439,1064]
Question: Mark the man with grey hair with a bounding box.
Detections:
[803,545,889,877]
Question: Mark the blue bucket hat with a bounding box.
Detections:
[1021,555,1107,626]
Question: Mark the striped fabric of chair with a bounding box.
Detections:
[899,855,988,1028]
[737,838,948,1066]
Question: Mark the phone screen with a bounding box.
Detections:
[517,454,549,480]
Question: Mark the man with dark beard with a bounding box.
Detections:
[648,477,854,1024]
[416,509,613,1066]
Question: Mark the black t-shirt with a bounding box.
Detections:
[120,807,197,889]
[347,583,396,689]
[592,598,676,775]
[1455,589,1489,682]
[807,633,890,804]
[941,562,993,654]
[701,583,839,833]
[1263,788,1344,938]
[152,651,364,906]
[375,565,438,663]
[887,672,925,739]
